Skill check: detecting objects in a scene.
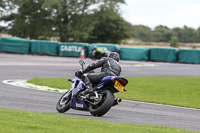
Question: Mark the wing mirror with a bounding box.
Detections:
[79,60,85,70]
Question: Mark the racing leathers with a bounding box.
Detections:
[81,57,121,94]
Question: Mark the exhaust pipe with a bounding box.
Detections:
[113,98,122,106]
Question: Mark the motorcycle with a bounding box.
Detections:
[56,60,128,117]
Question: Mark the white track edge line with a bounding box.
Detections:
[2,79,61,94]
[2,79,200,111]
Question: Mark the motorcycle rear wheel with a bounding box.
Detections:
[56,90,71,113]
[89,90,114,117]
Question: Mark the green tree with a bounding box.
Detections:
[0,0,16,32]
[8,0,54,39]
[194,27,200,42]
[172,26,195,43]
[131,25,153,42]
[172,27,183,42]
[153,25,174,42]
[44,0,101,42]
[182,26,195,43]
[169,36,179,48]
[88,7,131,44]
[1,0,129,43]
[47,0,126,42]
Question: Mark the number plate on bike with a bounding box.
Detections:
[114,80,124,93]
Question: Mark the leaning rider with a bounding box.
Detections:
[75,52,121,95]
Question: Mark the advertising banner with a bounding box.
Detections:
[58,43,88,57]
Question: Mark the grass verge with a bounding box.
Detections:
[27,77,200,109]
[116,77,200,109]
[0,108,198,133]
[27,77,70,89]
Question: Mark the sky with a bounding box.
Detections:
[120,0,200,29]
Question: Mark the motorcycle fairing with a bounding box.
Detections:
[70,76,88,110]
[70,98,88,110]
[71,76,84,97]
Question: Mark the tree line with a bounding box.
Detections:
[132,25,200,43]
[1,0,199,44]
[0,0,131,44]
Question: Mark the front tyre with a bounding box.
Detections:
[89,90,114,117]
[56,90,71,113]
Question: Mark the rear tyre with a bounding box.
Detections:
[56,90,71,113]
[89,90,114,117]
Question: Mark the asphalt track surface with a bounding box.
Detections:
[1,53,200,131]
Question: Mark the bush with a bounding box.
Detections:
[169,36,179,48]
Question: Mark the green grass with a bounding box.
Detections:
[27,77,200,109]
[116,77,200,109]
[0,108,198,133]
[27,77,70,89]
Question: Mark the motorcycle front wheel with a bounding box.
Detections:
[56,90,72,113]
[89,90,114,117]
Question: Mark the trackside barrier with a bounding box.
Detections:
[58,42,88,57]
[0,37,30,54]
[120,47,149,61]
[150,48,178,63]
[88,43,120,57]
[0,39,2,52]
[1,37,200,64]
[30,40,59,56]
[179,49,200,64]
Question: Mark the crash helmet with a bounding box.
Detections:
[109,52,120,62]
[93,46,97,50]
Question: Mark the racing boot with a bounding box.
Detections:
[80,75,94,96]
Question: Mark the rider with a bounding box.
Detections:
[75,52,121,95]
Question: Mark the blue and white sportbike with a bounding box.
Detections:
[56,60,128,117]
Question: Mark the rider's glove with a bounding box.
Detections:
[75,70,83,78]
